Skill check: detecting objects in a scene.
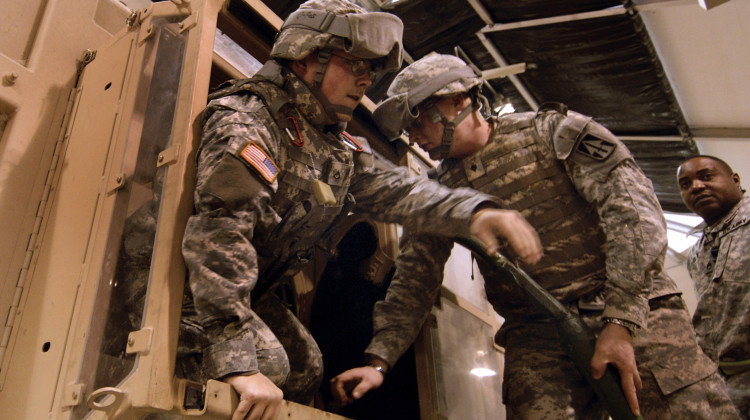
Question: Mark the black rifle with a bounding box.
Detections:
[454,236,643,420]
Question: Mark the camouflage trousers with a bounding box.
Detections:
[500,294,740,419]
[724,370,750,419]
[177,292,324,404]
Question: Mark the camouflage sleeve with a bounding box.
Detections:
[546,111,667,328]
[365,233,453,366]
[687,195,750,362]
[348,143,499,238]
[686,238,704,292]
[181,95,281,380]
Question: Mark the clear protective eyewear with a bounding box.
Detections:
[402,100,438,136]
[330,51,379,82]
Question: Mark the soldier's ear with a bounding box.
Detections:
[291,59,307,74]
[451,93,470,111]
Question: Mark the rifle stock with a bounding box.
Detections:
[453,237,642,420]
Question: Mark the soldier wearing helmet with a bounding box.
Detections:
[180,3,542,419]
[332,53,739,419]
[373,52,488,160]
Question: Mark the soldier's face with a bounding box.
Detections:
[677,157,743,225]
[408,95,480,160]
[405,101,447,159]
[297,50,374,123]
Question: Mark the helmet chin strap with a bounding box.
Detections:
[429,99,477,159]
[310,49,355,122]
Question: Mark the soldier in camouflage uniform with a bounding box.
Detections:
[331,53,739,419]
[678,155,750,418]
[180,3,542,420]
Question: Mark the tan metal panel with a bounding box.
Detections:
[0,27,136,420]
[0,0,48,64]
[0,0,127,407]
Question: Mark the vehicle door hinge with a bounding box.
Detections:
[76,49,97,78]
[126,327,153,355]
[62,383,85,407]
[0,85,82,375]
[178,13,198,33]
[107,173,126,194]
[157,144,180,167]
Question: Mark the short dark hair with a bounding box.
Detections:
[679,154,745,194]
[680,154,735,175]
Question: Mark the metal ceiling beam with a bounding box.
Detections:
[464,0,493,25]
[482,63,526,80]
[691,128,750,139]
[618,128,750,141]
[477,1,698,34]
[697,0,732,10]
[634,0,695,11]
[618,135,686,142]
[455,46,499,97]
[461,0,540,110]
[479,7,628,33]
[476,32,540,110]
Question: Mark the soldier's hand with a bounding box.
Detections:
[225,372,283,420]
[330,366,385,406]
[591,323,643,417]
[470,208,542,265]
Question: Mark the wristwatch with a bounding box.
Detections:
[368,364,385,376]
[602,317,638,337]
[366,358,388,376]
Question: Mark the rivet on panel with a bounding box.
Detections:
[3,73,18,85]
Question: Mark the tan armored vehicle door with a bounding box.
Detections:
[1,0,351,418]
[0,0,220,417]
[0,0,132,417]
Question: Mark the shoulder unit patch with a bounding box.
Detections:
[240,142,279,183]
[577,134,616,161]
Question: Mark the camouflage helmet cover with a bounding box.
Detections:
[373,52,481,140]
[270,0,403,72]
[387,52,482,98]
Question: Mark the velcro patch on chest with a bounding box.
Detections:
[240,142,279,183]
[577,135,616,161]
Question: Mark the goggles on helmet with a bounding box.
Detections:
[373,66,478,140]
[281,9,403,72]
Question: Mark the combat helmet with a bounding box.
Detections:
[271,0,404,121]
[373,52,488,159]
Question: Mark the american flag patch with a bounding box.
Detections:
[240,142,279,183]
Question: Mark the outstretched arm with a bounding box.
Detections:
[470,207,542,265]
[349,147,542,265]
[330,356,388,406]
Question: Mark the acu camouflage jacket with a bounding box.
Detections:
[181,61,498,379]
[367,107,680,367]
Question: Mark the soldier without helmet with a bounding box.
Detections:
[678,155,750,417]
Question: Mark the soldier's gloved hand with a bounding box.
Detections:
[225,372,283,420]
[329,364,386,406]
[470,208,542,265]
